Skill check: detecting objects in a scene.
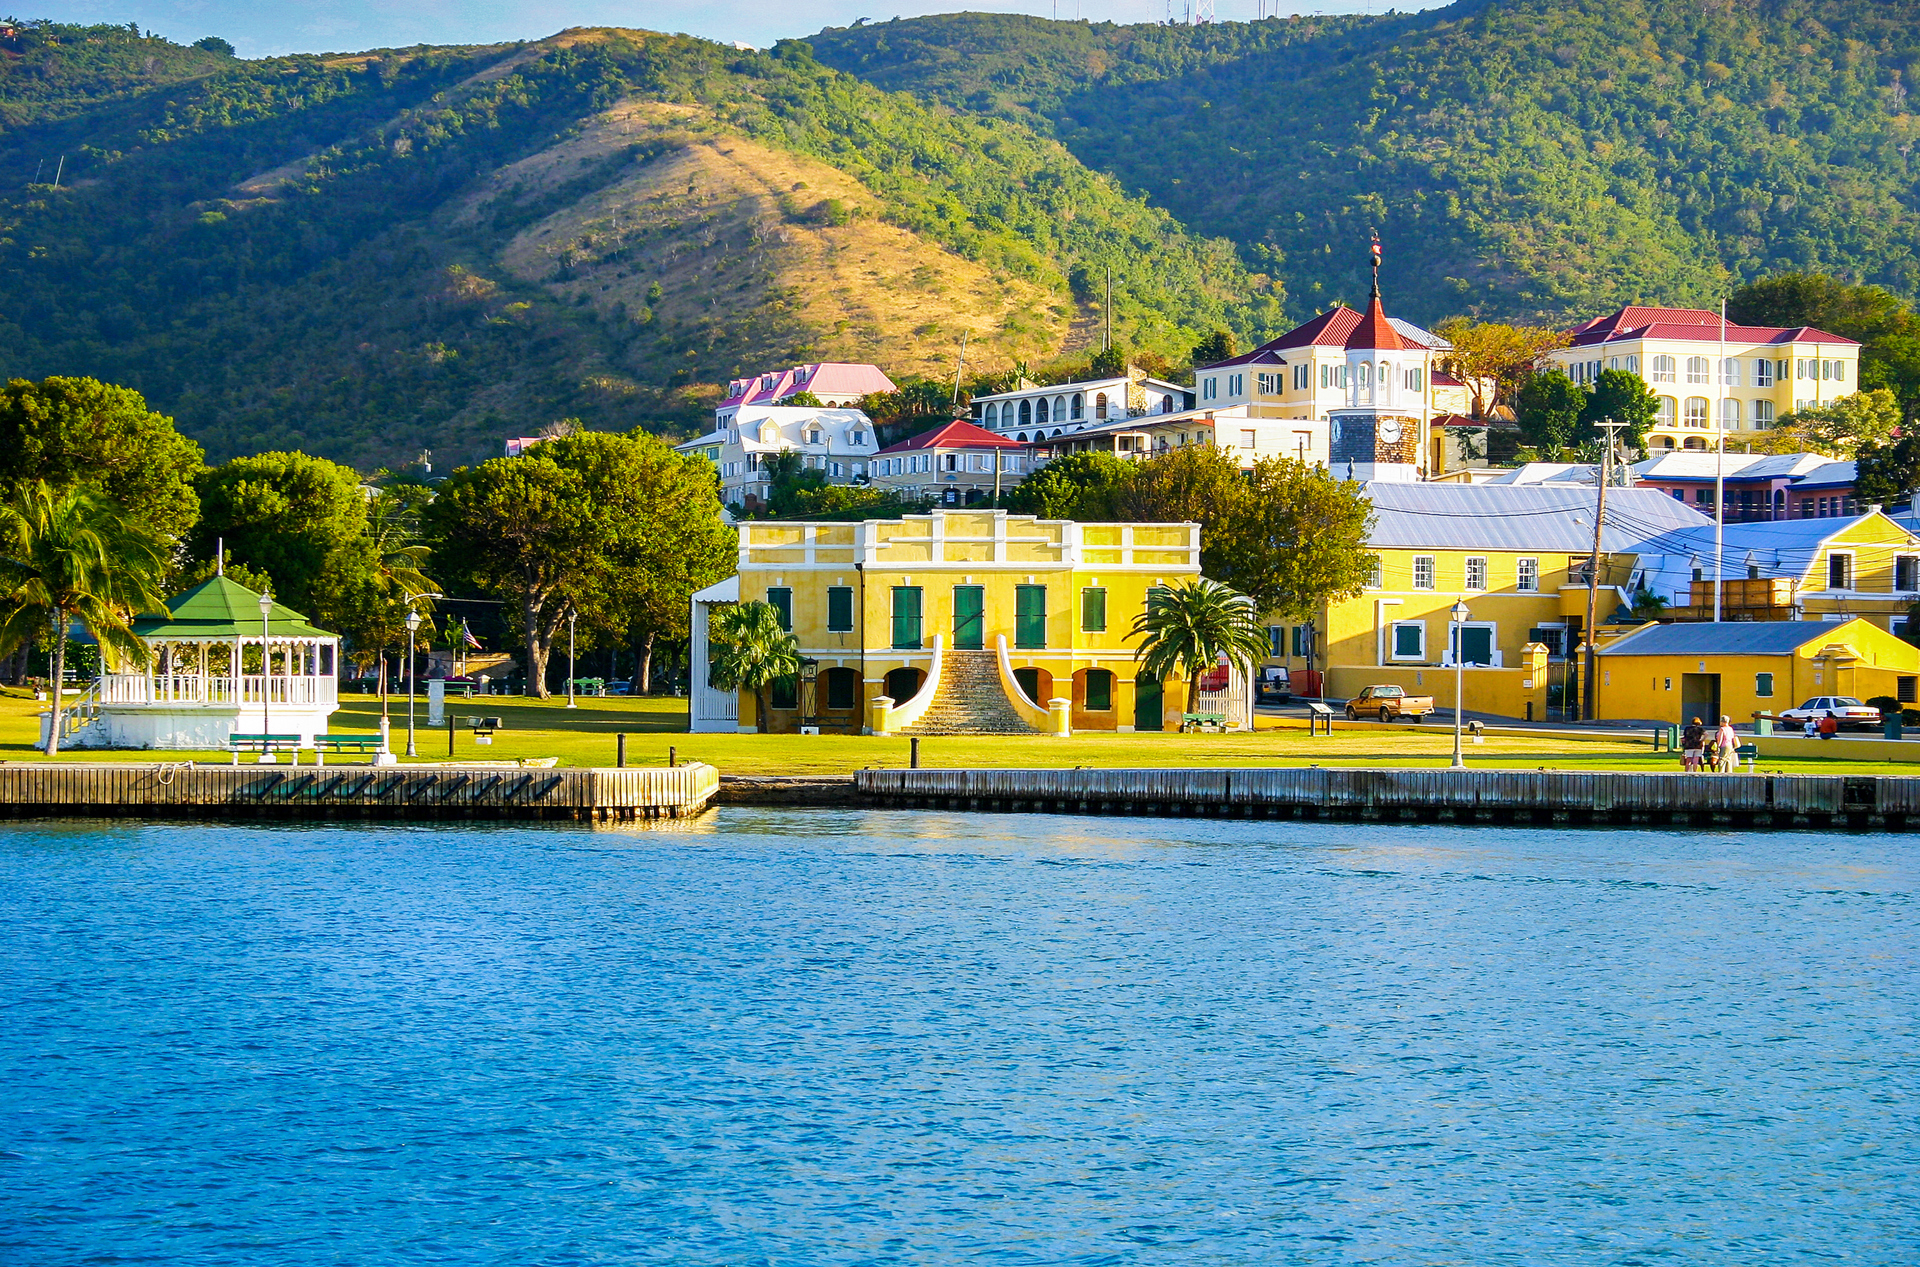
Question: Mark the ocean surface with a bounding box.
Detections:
[1,810,1914,1265]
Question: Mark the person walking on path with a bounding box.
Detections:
[1715,715,1741,773]
[1681,717,1706,772]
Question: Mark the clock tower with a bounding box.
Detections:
[1326,239,1424,482]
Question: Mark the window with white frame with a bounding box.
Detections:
[1241,429,1258,450]
[1293,364,1309,390]
[1896,556,1919,592]
[1405,367,1425,391]
[1412,555,1436,589]
[1720,357,1743,387]
[1391,621,1426,660]
[1754,358,1774,387]
[1755,400,1775,427]
[1719,398,1741,428]
[1828,551,1854,590]
[1686,356,1710,384]
[1366,558,1383,589]
[1657,396,1677,427]
[1464,556,1488,590]
[1626,354,1640,375]
[1203,378,1217,400]
[1516,557,1539,592]
[1684,397,1710,428]
[1650,354,1677,383]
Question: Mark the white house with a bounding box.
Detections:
[971,368,1192,442]
[715,362,896,424]
[677,406,879,511]
[870,421,1030,504]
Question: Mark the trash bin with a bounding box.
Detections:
[1754,717,1772,736]
[1885,713,1903,741]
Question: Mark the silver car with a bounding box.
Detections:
[1778,696,1883,732]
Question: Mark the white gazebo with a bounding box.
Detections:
[53,574,343,750]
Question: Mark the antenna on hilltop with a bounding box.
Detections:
[1191,0,1214,23]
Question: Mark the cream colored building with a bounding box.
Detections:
[1546,306,1862,453]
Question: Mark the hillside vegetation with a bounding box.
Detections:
[810,0,1920,324]
[0,24,1276,467]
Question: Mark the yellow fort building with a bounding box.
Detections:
[688,510,1214,736]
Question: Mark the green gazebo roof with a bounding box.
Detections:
[131,574,336,640]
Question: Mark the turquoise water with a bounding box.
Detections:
[1,810,1913,1265]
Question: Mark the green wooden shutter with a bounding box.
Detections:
[953,586,984,650]
[826,586,854,633]
[1015,585,1047,649]
[891,586,923,649]
[767,587,792,631]
[1080,587,1106,632]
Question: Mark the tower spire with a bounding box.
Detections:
[1370,232,1382,300]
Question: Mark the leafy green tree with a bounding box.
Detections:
[1777,388,1902,458]
[0,482,170,755]
[1089,346,1127,378]
[777,390,826,408]
[0,377,204,548]
[192,35,235,56]
[1515,370,1585,454]
[1191,329,1235,367]
[1129,577,1270,725]
[1855,433,1920,506]
[1730,273,1920,419]
[1003,452,1133,520]
[707,600,800,733]
[1433,321,1570,420]
[1579,368,1659,450]
[1115,444,1250,559]
[1221,456,1376,625]
[432,430,730,697]
[190,451,371,618]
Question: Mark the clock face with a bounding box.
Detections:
[1380,418,1402,442]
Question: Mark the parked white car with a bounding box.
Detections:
[1777,696,1883,731]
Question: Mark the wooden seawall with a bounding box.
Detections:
[854,767,1920,830]
[0,763,719,822]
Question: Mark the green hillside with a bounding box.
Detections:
[810,0,1920,324]
[0,24,1277,468]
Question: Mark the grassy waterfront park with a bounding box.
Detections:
[6,687,1920,777]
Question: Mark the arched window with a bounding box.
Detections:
[1036,397,1050,424]
[1095,393,1109,420]
[1683,436,1706,450]
[1054,395,1067,423]
[1358,361,1372,386]
[1686,356,1710,385]
[1019,400,1031,426]
[1071,393,1084,420]
[1720,358,1743,387]
[1650,355,1677,383]
[1684,397,1709,428]
[1719,398,1741,429]
[1161,395,1173,413]
[1378,361,1390,388]
[984,403,999,427]
[1016,432,1028,443]
[1754,400,1775,427]
[1052,428,1063,438]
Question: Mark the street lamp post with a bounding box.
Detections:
[405,608,421,757]
[1450,598,1470,770]
[258,590,274,757]
[566,609,578,708]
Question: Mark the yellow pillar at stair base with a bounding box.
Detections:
[1048,697,1072,737]
[868,694,895,737]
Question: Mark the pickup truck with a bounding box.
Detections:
[1344,684,1435,723]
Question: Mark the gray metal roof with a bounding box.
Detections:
[1362,481,1712,552]
[1598,620,1859,657]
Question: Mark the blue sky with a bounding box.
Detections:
[31,1,1441,57]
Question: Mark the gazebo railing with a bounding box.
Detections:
[99,673,336,706]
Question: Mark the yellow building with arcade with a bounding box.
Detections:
[688,510,1211,735]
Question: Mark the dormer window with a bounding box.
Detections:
[808,429,822,445]
[850,431,865,446]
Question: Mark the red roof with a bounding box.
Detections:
[1432,370,1465,386]
[1568,305,1858,348]
[876,421,1026,455]
[1198,307,1363,369]
[1345,293,1406,351]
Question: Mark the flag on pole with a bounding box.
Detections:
[461,619,481,649]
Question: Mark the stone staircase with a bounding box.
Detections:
[902,649,1038,735]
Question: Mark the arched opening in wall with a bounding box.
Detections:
[822,667,861,716]
[884,667,925,704]
[1019,400,1032,426]
[1037,397,1050,424]
[1013,666,1053,708]
[984,403,999,427]
[1054,395,1067,422]
[1071,393,1084,420]
[1095,393,1109,420]
[1683,437,1707,450]
[1076,668,1114,716]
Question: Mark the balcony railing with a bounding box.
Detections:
[99,673,337,707]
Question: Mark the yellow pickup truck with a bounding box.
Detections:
[1345,684,1436,723]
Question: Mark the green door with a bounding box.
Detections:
[953,585,984,650]
[891,586,923,649]
[1458,625,1493,666]
[1015,584,1047,649]
[1135,673,1163,731]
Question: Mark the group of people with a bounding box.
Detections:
[1680,715,1745,773]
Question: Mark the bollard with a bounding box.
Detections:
[1525,701,1533,723]
[1885,712,1903,741]
[448,714,455,758]
[910,736,920,769]
[668,746,676,768]
[617,733,627,768]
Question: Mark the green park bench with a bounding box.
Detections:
[313,734,386,765]
[1182,712,1228,733]
[228,732,300,765]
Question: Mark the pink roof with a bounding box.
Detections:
[1568,305,1858,348]
[876,421,1025,455]
[723,362,897,405]
[1345,293,1406,351]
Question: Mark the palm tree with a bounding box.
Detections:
[0,481,170,755]
[362,485,437,716]
[1129,577,1271,729]
[707,600,800,734]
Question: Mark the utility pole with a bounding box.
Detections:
[1716,299,1727,622]
[951,329,968,408]
[1582,418,1627,722]
[51,155,62,188]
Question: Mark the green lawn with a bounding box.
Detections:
[5,687,1919,776]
